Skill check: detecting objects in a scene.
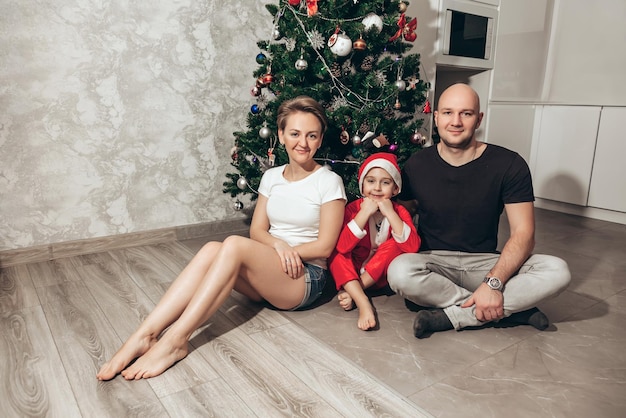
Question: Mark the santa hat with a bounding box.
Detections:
[358,152,402,195]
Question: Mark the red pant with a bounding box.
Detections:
[329,239,405,291]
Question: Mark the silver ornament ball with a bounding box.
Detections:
[395,79,407,91]
[234,200,244,211]
[259,126,271,139]
[295,58,308,71]
[237,177,248,190]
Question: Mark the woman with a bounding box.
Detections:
[97,96,346,380]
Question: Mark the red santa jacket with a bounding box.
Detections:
[329,198,420,289]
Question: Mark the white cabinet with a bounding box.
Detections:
[532,106,601,206]
[588,107,626,213]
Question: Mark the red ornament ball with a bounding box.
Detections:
[262,73,274,84]
[411,132,424,144]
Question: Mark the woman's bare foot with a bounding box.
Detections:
[357,304,377,331]
[97,333,157,381]
[337,290,355,311]
[120,333,189,380]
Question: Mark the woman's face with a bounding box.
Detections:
[278,111,323,166]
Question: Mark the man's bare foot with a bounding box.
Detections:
[96,333,157,381]
[357,304,377,331]
[120,333,189,380]
[337,290,355,311]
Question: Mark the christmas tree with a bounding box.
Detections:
[224,0,430,206]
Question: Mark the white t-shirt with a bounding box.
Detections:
[258,164,346,269]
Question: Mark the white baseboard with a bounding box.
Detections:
[535,198,626,225]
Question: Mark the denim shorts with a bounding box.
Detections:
[290,263,328,310]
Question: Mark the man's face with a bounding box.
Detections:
[434,87,483,149]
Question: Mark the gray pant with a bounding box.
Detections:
[387,251,571,330]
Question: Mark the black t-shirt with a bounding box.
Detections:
[399,144,534,253]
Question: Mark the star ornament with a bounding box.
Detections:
[389,13,417,42]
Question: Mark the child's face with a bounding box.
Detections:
[362,167,398,200]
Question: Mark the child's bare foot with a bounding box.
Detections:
[357,304,377,331]
[337,290,355,311]
[120,333,189,380]
[97,333,157,381]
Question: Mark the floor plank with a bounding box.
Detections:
[0,306,82,417]
[36,279,166,417]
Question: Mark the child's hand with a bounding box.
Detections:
[377,199,395,217]
[360,197,380,217]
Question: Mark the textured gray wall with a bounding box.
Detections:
[0,0,273,250]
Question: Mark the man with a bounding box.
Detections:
[387,83,571,338]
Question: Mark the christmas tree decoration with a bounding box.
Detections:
[423,100,432,113]
[230,146,239,162]
[306,0,319,16]
[223,0,430,202]
[295,55,308,71]
[389,13,418,42]
[398,1,408,13]
[237,177,249,190]
[328,30,353,57]
[262,66,275,84]
[411,131,423,144]
[234,200,244,211]
[259,123,271,139]
[373,134,389,148]
[255,52,267,65]
[406,75,419,90]
[362,13,384,33]
[353,35,367,51]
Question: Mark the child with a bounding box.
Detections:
[329,152,420,330]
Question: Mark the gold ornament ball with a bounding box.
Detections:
[353,37,367,51]
[399,2,407,13]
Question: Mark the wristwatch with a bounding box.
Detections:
[483,276,503,291]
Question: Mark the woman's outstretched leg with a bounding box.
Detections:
[96,241,222,380]
[120,235,305,380]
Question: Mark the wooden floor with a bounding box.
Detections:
[0,241,431,417]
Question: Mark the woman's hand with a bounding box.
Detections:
[274,241,303,279]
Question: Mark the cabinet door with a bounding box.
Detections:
[533,106,601,205]
[588,107,626,212]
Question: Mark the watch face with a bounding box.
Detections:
[487,277,502,289]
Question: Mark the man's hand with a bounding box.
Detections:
[461,284,504,322]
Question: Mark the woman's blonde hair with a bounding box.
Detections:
[276,96,328,134]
